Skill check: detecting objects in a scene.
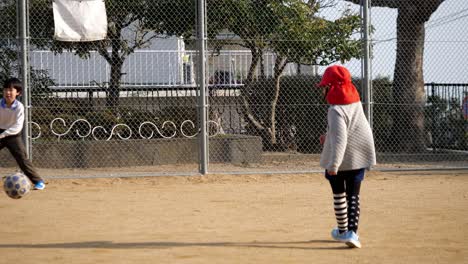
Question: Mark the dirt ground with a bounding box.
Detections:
[0,170,467,264]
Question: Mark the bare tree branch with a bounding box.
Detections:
[126,32,158,57]
[97,41,111,63]
[122,16,136,29]
[314,0,337,9]
[242,96,266,131]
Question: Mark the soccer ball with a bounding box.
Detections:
[3,172,32,199]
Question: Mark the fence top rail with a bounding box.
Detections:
[47,84,244,92]
[30,50,254,54]
[425,83,468,87]
[49,83,467,91]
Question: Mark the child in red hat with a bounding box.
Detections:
[317,65,376,248]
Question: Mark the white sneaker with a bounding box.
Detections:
[331,228,348,242]
[344,231,362,248]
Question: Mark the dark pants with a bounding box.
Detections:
[0,133,42,184]
[326,169,365,232]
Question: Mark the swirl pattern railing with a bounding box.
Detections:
[29,118,221,141]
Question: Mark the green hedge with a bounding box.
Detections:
[242,75,396,153]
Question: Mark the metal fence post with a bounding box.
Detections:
[363,0,372,127]
[18,0,31,159]
[430,82,436,151]
[197,0,208,174]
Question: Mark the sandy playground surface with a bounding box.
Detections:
[0,170,467,264]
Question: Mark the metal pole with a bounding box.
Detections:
[363,0,372,126]
[18,0,31,159]
[197,0,208,174]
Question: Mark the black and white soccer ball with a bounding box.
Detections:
[3,172,32,199]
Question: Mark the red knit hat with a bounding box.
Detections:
[317,65,360,105]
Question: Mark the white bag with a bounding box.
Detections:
[53,0,107,41]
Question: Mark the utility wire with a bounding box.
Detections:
[426,12,468,29]
[373,8,468,44]
[426,8,468,26]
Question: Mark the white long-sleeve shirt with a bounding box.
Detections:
[320,102,376,172]
[0,99,24,138]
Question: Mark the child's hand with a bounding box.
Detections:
[319,134,326,145]
[328,170,337,176]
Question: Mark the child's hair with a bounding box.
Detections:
[3,78,22,93]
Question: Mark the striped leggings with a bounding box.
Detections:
[326,169,365,233]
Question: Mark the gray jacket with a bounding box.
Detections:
[320,102,376,172]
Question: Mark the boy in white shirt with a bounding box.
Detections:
[0,78,45,190]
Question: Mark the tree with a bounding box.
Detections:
[215,0,361,147]
[425,94,467,150]
[269,1,360,145]
[1,0,361,147]
[0,1,55,96]
[1,0,192,108]
[0,45,55,98]
[344,0,446,152]
[49,0,162,108]
[144,0,361,147]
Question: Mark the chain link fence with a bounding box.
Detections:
[369,0,468,169]
[0,0,466,178]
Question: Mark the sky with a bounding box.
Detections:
[343,0,468,83]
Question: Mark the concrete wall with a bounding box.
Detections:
[0,135,262,169]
